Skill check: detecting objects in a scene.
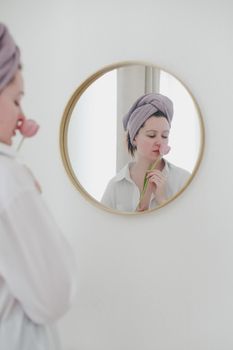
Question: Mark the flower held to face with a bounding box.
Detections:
[17,116,39,137]
[159,144,171,156]
[16,116,39,151]
[136,143,171,211]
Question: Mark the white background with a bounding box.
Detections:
[1,0,233,349]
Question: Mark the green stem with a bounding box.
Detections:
[17,136,25,151]
[136,156,162,211]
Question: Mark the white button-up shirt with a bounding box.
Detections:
[0,143,77,349]
[101,160,190,212]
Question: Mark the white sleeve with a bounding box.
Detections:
[0,188,77,325]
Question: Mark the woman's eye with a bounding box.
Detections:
[14,101,19,106]
[148,135,156,138]
[162,135,168,139]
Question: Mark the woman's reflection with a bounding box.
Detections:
[101,93,190,212]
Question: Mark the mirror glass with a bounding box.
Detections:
[60,62,204,214]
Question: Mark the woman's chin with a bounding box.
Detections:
[151,153,159,161]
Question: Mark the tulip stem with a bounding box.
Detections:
[17,137,25,151]
[136,156,162,211]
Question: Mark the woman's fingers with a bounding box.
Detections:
[146,171,167,205]
[147,170,166,181]
[149,176,164,186]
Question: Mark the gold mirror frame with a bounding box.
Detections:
[60,61,205,215]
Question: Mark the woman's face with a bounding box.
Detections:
[134,116,170,162]
[0,70,24,145]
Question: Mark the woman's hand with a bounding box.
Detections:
[147,169,167,205]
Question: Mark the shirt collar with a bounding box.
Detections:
[162,158,169,174]
[0,143,18,159]
[113,162,135,183]
[113,159,170,183]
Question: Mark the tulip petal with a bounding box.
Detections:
[19,119,39,137]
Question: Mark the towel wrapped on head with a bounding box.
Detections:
[123,93,174,143]
[0,23,21,92]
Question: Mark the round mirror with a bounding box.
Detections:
[60,62,205,215]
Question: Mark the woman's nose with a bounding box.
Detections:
[18,105,24,115]
[154,137,162,145]
[154,135,166,145]
[18,114,25,122]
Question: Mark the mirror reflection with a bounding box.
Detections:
[61,63,204,214]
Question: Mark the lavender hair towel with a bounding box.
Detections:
[123,93,173,143]
[0,23,21,91]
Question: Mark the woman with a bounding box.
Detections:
[101,93,190,212]
[0,23,76,349]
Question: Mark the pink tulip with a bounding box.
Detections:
[16,117,40,151]
[159,144,171,156]
[18,118,39,137]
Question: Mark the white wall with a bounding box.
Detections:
[1,0,233,349]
